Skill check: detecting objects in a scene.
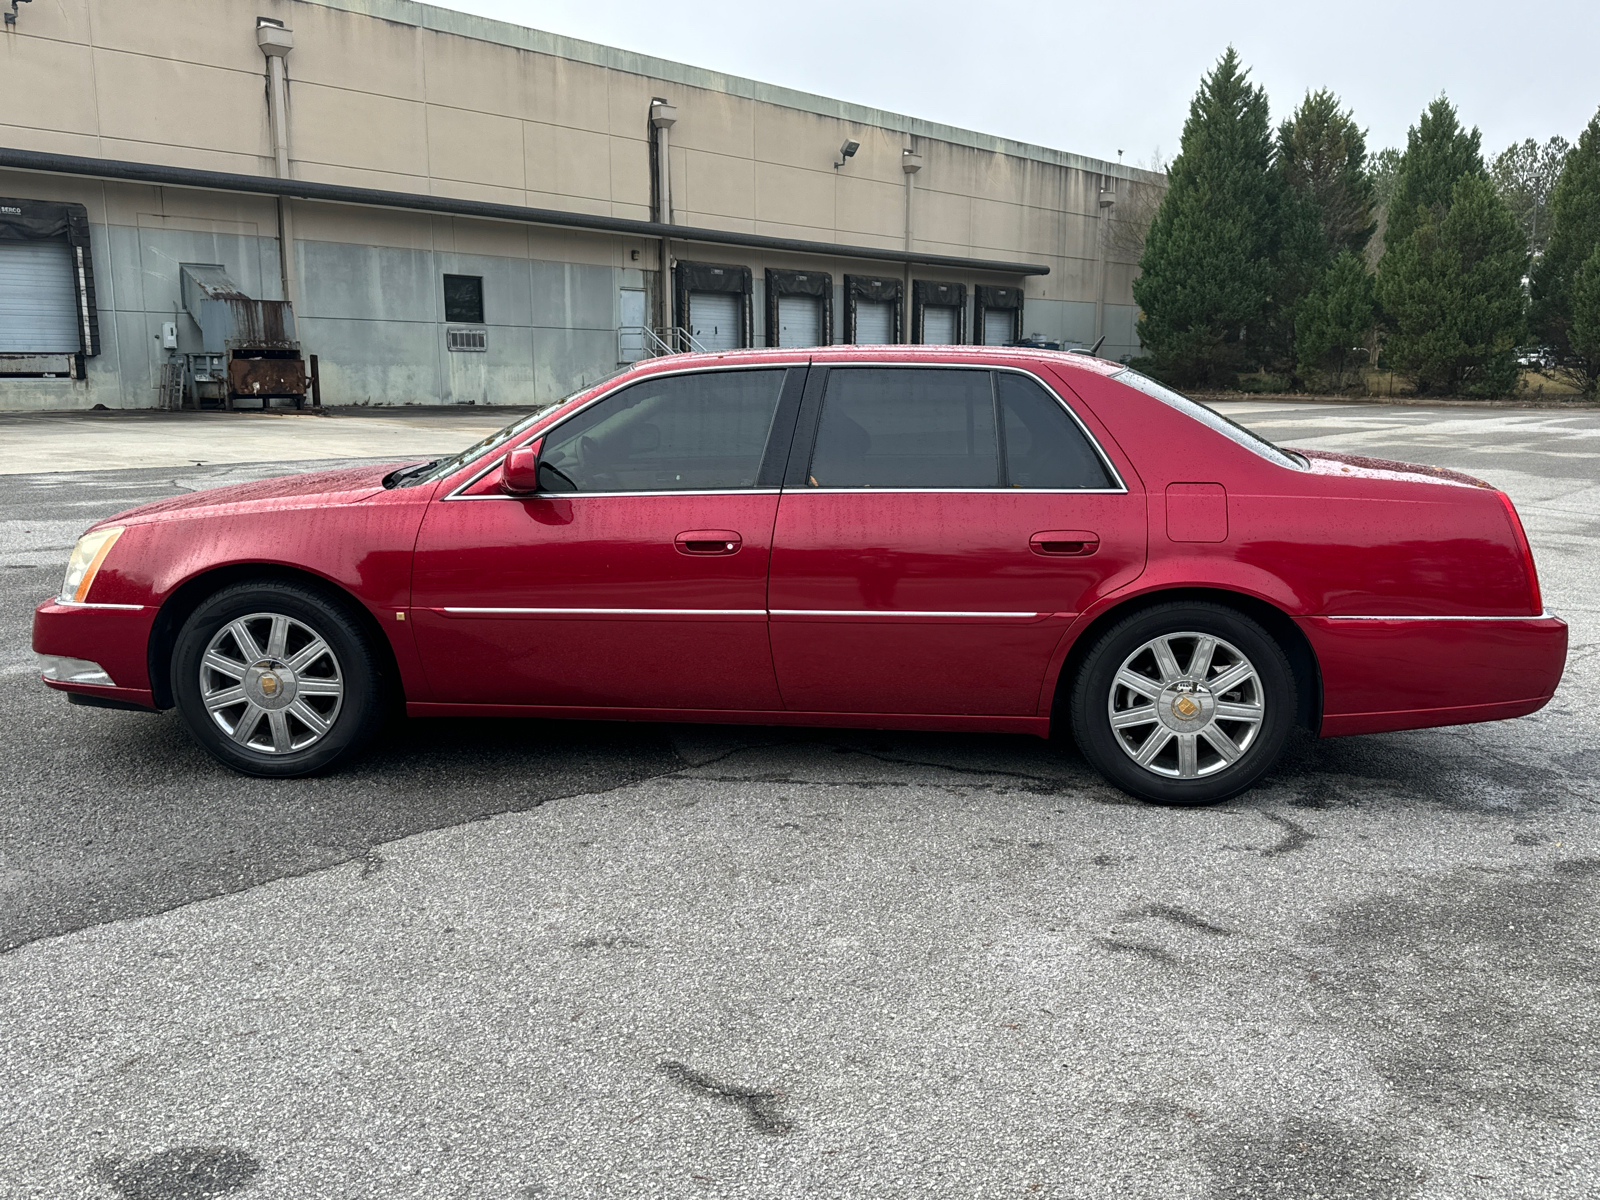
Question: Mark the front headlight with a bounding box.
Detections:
[60,526,124,603]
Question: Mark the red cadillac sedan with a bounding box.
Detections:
[34,347,1566,804]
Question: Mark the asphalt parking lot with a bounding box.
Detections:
[1,401,1597,1199]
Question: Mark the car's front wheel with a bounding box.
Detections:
[1069,602,1295,805]
[171,580,385,777]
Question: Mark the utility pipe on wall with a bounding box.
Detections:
[257,18,298,310]
[649,100,677,340]
[902,147,922,342]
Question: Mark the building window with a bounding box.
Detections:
[443,274,484,324]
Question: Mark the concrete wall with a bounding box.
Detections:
[0,0,1163,410]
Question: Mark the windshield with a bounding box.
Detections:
[387,366,635,488]
[1110,369,1306,470]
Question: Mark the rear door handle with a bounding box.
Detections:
[1030,530,1099,556]
[675,530,742,555]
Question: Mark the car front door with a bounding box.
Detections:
[410,365,804,711]
[767,365,1146,716]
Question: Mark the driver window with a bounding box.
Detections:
[537,369,787,492]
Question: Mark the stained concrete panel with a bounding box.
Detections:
[0,35,99,137]
[427,107,526,192]
[92,50,271,159]
[298,242,439,324]
[292,84,430,179]
[296,316,441,405]
[682,150,756,222]
[531,261,616,331]
[531,326,621,401]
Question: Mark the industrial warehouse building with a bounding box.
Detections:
[0,0,1162,412]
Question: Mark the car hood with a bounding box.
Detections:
[99,462,417,527]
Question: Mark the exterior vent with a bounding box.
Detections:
[447,326,487,352]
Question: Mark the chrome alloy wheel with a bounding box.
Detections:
[1107,632,1265,779]
[198,612,344,754]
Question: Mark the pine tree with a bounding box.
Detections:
[1377,174,1526,396]
[1277,90,1376,257]
[1266,91,1375,380]
[1530,108,1600,393]
[1296,251,1377,389]
[1386,98,1485,248]
[1132,48,1281,387]
[1571,245,1600,375]
[1491,136,1572,257]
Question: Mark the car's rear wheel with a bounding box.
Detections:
[1069,602,1295,805]
[171,580,385,777]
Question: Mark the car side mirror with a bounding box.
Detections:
[501,438,543,495]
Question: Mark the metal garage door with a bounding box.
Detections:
[0,241,79,353]
[689,292,742,351]
[922,305,958,345]
[982,308,1015,345]
[776,294,822,347]
[854,300,893,344]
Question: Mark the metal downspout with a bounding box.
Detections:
[650,101,677,345]
[257,19,297,310]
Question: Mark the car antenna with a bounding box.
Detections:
[1068,335,1107,358]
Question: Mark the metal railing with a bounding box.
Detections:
[618,325,708,362]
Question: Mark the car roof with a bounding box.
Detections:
[622,344,1129,379]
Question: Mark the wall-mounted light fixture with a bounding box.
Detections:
[901,149,923,175]
[5,0,34,29]
[833,138,861,170]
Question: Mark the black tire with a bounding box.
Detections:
[1068,602,1295,805]
[171,580,386,777]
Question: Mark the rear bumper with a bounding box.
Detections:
[1302,613,1567,737]
[32,599,159,709]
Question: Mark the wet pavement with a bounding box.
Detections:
[1,401,1596,1199]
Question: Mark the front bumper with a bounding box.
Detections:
[1303,612,1568,737]
[32,599,159,709]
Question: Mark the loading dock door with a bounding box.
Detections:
[776,294,822,347]
[922,306,958,345]
[854,300,894,344]
[0,241,79,353]
[982,308,1015,345]
[689,292,742,351]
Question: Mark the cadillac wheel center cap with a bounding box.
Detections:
[244,659,297,710]
[1157,680,1215,731]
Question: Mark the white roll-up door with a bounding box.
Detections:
[983,308,1015,346]
[0,241,80,353]
[776,294,822,347]
[922,306,958,345]
[854,300,893,344]
[689,292,742,351]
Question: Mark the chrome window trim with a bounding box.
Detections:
[790,487,1128,495]
[1322,612,1555,622]
[445,488,783,502]
[804,361,1128,494]
[443,358,1130,500]
[443,360,809,500]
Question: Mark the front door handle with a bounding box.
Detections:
[1030,530,1099,556]
[675,530,742,556]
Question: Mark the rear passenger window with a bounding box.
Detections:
[998,373,1115,489]
[808,368,998,488]
[539,368,786,492]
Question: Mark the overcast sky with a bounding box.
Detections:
[435,0,1598,169]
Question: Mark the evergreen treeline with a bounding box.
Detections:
[1133,49,1600,397]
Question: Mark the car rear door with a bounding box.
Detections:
[766,364,1146,716]
[410,364,805,711]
